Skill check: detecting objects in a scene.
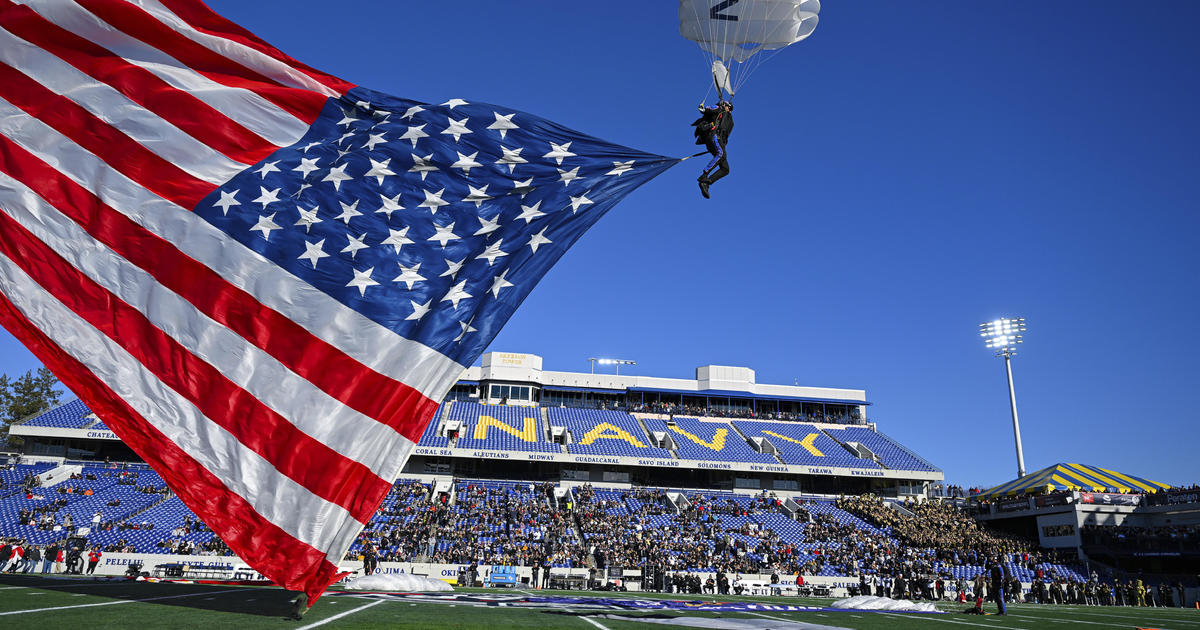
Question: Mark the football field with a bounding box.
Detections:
[0,574,1195,629]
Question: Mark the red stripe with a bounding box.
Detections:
[0,209,390,523]
[76,0,328,124]
[0,134,438,445]
[0,283,348,603]
[0,61,212,210]
[157,0,355,95]
[0,0,275,165]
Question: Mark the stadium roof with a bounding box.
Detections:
[977,463,1171,500]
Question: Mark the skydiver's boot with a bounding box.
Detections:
[698,178,710,199]
[291,592,308,621]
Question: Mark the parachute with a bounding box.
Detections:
[679,0,820,95]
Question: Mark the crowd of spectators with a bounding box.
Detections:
[625,402,861,424]
[1081,523,1199,552]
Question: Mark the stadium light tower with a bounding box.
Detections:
[588,357,636,375]
[980,317,1027,478]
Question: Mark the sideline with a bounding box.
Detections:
[0,587,246,616]
[879,611,1031,629]
[295,599,383,629]
[580,616,612,630]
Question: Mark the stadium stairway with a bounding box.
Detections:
[728,422,787,466]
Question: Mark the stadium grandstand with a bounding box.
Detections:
[1,351,1196,606]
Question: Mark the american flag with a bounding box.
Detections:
[0,0,674,601]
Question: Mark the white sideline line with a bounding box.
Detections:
[1006,612,1129,627]
[746,611,800,624]
[0,587,245,616]
[295,599,382,630]
[879,611,1031,629]
[580,617,611,630]
[1046,606,1200,625]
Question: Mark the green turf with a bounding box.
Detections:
[0,573,1196,629]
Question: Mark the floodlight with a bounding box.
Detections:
[588,358,636,374]
[979,317,1028,478]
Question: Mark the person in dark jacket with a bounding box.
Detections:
[988,558,1009,615]
[693,101,734,198]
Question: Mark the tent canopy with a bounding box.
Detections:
[976,463,1170,500]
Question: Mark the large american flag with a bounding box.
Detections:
[0,0,674,601]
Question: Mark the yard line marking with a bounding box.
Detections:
[879,611,1030,629]
[0,586,24,590]
[746,611,800,624]
[0,587,245,616]
[580,617,611,630]
[1005,612,1130,627]
[1050,607,1200,625]
[294,599,382,630]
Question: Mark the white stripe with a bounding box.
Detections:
[0,25,247,181]
[0,97,467,403]
[0,253,361,562]
[579,617,611,630]
[14,0,310,147]
[295,599,383,630]
[128,0,341,98]
[0,170,412,479]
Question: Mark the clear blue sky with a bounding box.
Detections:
[2,1,1196,488]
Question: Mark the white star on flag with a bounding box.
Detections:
[381,226,413,253]
[294,206,321,231]
[487,112,518,138]
[451,151,481,175]
[441,257,466,279]
[213,190,240,215]
[442,117,472,142]
[342,233,369,258]
[409,154,438,180]
[250,213,282,240]
[401,104,424,120]
[427,222,460,247]
[254,160,281,178]
[418,188,449,213]
[441,98,469,109]
[557,167,581,187]
[476,239,508,265]
[364,158,396,185]
[569,192,594,213]
[496,146,526,173]
[399,124,428,147]
[393,263,426,289]
[298,239,329,268]
[489,269,515,298]
[335,199,362,224]
[292,157,320,177]
[322,164,353,190]
[346,267,378,296]
[464,185,493,208]
[253,186,281,209]
[607,160,635,176]
[528,226,552,253]
[544,141,576,165]
[440,280,472,308]
[515,201,545,224]
[454,319,477,342]
[376,193,403,217]
[405,298,432,321]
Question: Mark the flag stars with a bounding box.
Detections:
[476,239,509,265]
[365,158,396,185]
[336,129,357,145]
[405,298,432,321]
[342,233,369,258]
[294,206,321,232]
[464,185,493,208]
[452,151,481,175]
[569,192,594,213]
[335,199,362,224]
[376,193,404,218]
[399,124,428,148]
[440,280,472,309]
[213,190,240,215]
[607,160,635,176]
[454,319,477,342]
[516,201,545,224]
[474,213,501,236]
[557,167,581,187]
[418,188,449,213]
[363,132,387,151]
[441,257,466,280]
[528,226,552,253]
[298,239,329,268]
[496,146,526,173]
[254,161,280,178]
[346,267,378,296]
[393,262,426,289]
[489,269,514,298]
[544,141,575,165]
[441,98,469,109]
[401,105,424,120]
[252,186,281,209]
[250,213,281,240]
[336,110,360,126]
[428,222,461,248]
[409,154,438,180]
[381,226,414,254]
[322,164,353,191]
[487,112,518,138]
[293,157,321,178]
[442,117,472,142]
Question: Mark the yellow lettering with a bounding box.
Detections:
[473,415,538,442]
[669,426,727,451]
[761,431,824,457]
[578,422,646,447]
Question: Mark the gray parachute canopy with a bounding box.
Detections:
[679,0,820,94]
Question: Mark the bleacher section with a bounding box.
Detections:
[642,417,777,464]
[548,408,673,458]
[824,426,938,472]
[734,421,881,469]
[18,399,94,429]
[448,403,560,453]
[416,404,450,448]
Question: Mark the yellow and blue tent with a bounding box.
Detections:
[976,463,1170,500]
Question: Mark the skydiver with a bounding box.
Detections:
[693,100,733,199]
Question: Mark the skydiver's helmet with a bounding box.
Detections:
[719,101,733,111]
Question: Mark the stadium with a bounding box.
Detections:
[1,351,1196,627]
